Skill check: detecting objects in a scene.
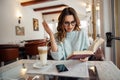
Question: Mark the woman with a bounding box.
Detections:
[42,7,90,61]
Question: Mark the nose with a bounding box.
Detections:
[68,23,73,28]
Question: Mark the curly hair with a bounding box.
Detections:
[56,7,80,42]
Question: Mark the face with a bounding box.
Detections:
[63,15,76,32]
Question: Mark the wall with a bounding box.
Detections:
[103,0,113,61]
[100,0,112,61]
[0,0,45,44]
[43,13,60,22]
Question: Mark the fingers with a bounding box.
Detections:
[42,20,53,35]
[79,58,87,62]
[42,20,48,28]
[42,20,49,30]
[79,57,88,62]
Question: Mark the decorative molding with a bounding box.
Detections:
[21,0,55,6]
[34,4,67,11]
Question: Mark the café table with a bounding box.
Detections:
[0,59,120,80]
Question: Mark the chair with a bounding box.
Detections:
[88,47,105,61]
[24,39,47,59]
[88,38,105,61]
[0,44,19,66]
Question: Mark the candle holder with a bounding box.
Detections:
[20,63,27,78]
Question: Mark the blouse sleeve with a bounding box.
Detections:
[81,29,90,50]
[50,35,66,60]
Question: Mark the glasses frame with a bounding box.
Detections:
[63,21,76,27]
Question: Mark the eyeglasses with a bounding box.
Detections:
[63,21,76,27]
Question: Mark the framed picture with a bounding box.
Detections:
[15,26,24,35]
[33,18,39,31]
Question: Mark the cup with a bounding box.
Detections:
[38,46,48,66]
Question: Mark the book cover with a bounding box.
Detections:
[67,38,104,60]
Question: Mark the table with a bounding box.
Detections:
[0,59,120,80]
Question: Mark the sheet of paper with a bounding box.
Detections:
[27,60,89,78]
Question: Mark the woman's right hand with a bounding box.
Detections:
[42,20,53,36]
[42,20,58,52]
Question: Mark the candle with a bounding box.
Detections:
[21,68,27,77]
[89,66,95,72]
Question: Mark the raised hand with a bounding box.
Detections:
[42,20,53,36]
[42,20,58,52]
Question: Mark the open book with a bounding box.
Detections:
[67,38,104,59]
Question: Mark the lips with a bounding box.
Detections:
[67,28,73,32]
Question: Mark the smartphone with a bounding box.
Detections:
[56,64,68,72]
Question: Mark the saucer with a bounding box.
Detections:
[33,62,51,69]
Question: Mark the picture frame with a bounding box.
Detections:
[33,18,39,31]
[15,26,25,35]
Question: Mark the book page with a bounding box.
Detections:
[73,51,93,55]
[88,38,104,52]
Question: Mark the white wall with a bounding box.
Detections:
[102,0,112,61]
[43,13,60,22]
[0,0,45,44]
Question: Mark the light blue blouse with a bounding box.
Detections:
[50,29,90,60]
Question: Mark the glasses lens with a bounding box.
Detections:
[64,22,69,26]
[71,21,76,26]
